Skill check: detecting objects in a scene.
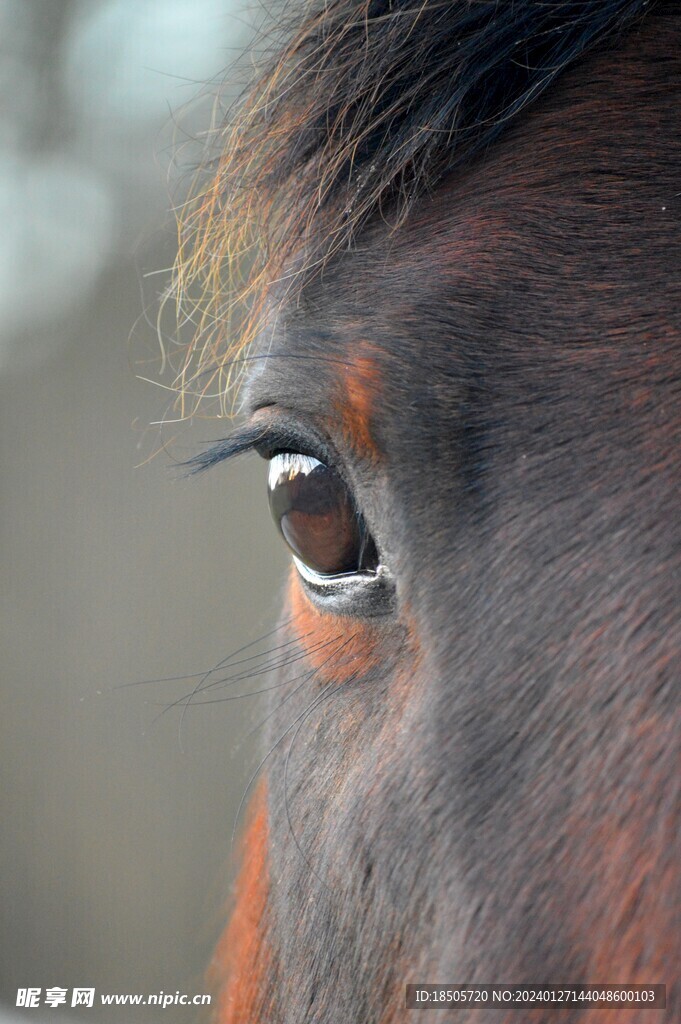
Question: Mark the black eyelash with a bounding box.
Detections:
[182,424,271,474]
[183,420,330,474]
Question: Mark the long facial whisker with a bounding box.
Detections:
[185,634,341,699]
[151,665,327,708]
[236,605,362,749]
[230,671,337,850]
[175,620,306,748]
[116,618,296,689]
[156,634,338,730]
[236,672,318,752]
[282,644,363,890]
[229,632,353,849]
[153,652,303,736]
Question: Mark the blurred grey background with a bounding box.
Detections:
[0,1,286,1020]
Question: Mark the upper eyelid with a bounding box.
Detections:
[183,409,337,475]
[253,425,326,461]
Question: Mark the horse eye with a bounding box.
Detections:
[267,453,378,577]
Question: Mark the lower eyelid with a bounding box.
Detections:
[293,557,396,617]
[293,555,367,586]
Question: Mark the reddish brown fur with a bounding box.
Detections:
[336,347,384,461]
[568,717,677,1023]
[288,566,386,681]
[209,780,269,1024]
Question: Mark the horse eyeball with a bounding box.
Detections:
[267,452,377,576]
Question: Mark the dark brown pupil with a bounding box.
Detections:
[267,453,376,576]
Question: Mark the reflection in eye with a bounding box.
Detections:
[267,453,378,577]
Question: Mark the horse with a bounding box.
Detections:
[175,1,680,1020]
